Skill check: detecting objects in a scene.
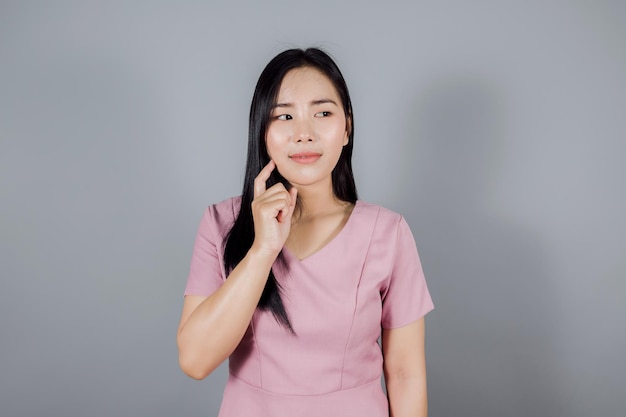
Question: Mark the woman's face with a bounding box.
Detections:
[265,66,349,192]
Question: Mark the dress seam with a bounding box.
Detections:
[380,215,403,301]
[339,205,380,389]
[228,372,382,398]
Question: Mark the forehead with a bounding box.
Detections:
[276,67,341,102]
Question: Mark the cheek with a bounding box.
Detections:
[265,125,286,158]
[324,117,347,137]
[264,133,276,159]
[326,122,348,147]
[265,139,279,160]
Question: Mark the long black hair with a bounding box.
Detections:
[223,48,357,332]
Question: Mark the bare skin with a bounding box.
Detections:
[384,319,428,417]
[285,200,353,260]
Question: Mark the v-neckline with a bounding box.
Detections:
[282,200,361,263]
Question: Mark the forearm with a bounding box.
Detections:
[177,247,276,379]
[385,375,428,417]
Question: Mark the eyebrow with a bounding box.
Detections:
[272,98,339,109]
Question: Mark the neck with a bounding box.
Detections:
[293,181,343,220]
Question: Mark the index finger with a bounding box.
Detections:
[254,160,276,198]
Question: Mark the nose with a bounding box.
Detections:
[292,118,314,143]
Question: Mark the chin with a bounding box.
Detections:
[274,163,334,190]
[285,177,330,190]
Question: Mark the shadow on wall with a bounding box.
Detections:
[399,77,568,417]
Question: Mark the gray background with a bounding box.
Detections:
[1,1,624,416]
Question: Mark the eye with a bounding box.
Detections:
[315,111,331,117]
[276,114,292,121]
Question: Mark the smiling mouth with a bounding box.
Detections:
[289,152,322,164]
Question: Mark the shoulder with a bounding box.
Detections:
[353,201,418,248]
[355,200,404,229]
[202,196,241,238]
[208,195,241,218]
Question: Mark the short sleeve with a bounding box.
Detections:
[381,216,434,329]
[184,205,228,297]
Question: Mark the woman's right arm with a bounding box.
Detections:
[177,247,277,380]
[177,161,297,380]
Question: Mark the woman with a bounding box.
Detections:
[177,48,433,416]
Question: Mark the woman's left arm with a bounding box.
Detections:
[382,318,428,417]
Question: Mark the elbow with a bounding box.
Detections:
[177,342,219,380]
[178,353,213,380]
[182,366,210,381]
[177,331,227,380]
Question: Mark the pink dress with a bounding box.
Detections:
[185,197,433,416]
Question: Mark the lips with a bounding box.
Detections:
[289,152,322,164]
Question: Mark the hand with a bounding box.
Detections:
[250,160,297,258]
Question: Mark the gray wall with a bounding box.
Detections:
[1,1,624,416]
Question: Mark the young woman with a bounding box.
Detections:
[177,48,433,417]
